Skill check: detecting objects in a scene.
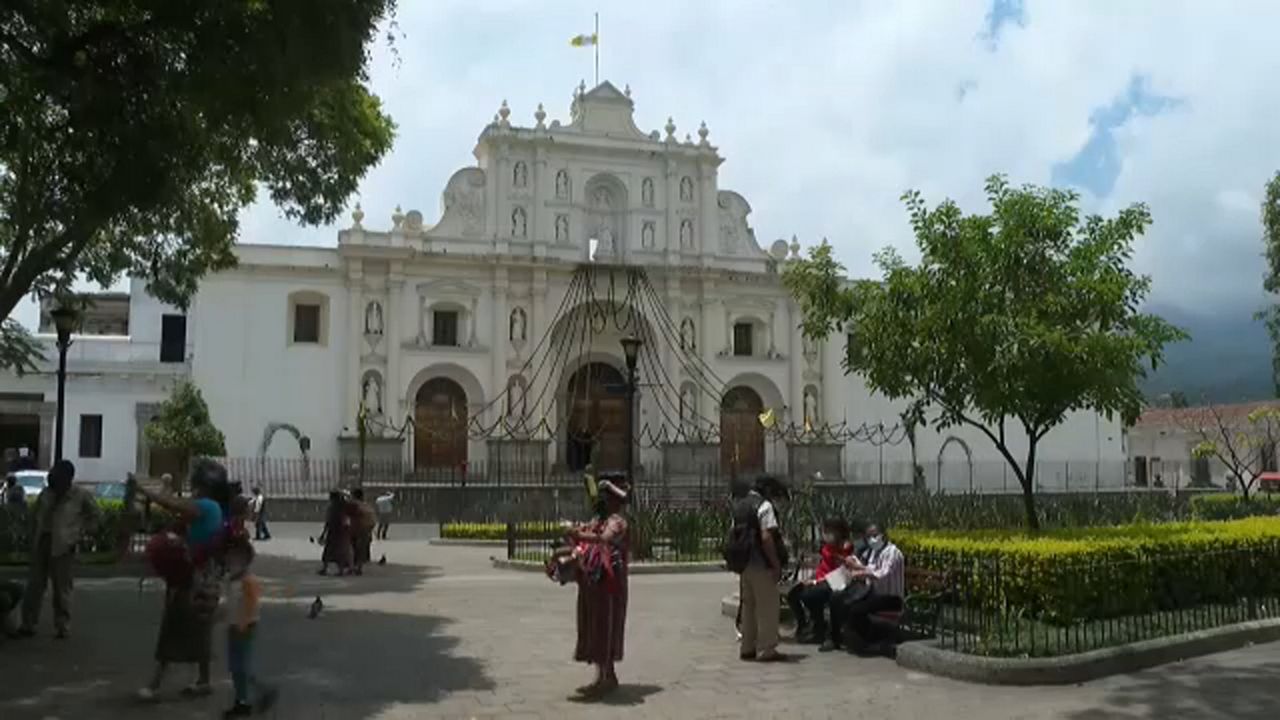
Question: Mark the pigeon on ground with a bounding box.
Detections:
[378,555,387,566]
[308,536,315,544]
[308,596,323,619]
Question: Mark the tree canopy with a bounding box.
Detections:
[1259,171,1280,396]
[784,175,1186,529]
[145,379,225,459]
[0,1,398,370]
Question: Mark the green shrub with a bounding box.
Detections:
[1,498,176,560]
[439,522,561,541]
[1189,493,1280,521]
[896,517,1280,625]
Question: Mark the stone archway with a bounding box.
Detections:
[721,386,765,477]
[414,378,468,471]
[936,435,974,492]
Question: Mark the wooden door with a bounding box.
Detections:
[720,386,764,477]
[566,363,627,472]
[415,378,468,472]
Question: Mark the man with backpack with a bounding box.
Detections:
[724,475,789,662]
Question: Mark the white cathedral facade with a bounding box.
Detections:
[0,82,1127,489]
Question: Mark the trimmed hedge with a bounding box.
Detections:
[0,498,174,560]
[897,517,1280,625]
[441,522,562,541]
[1189,493,1280,521]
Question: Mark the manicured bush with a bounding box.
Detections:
[440,522,562,541]
[896,517,1280,625]
[1189,493,1280,521]
[0,498,175,560]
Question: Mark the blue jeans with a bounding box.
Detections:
[227,624,257,703]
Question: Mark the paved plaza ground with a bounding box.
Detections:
[2,523,1278,719]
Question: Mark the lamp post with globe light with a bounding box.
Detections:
[49,302,79,463]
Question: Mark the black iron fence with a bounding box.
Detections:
[918,544,1280,657]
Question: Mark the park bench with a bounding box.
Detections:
[778,556,951,643]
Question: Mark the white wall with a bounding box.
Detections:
[191,265,349,459]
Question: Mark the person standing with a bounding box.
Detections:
[569,475,630,698]
[249,487,270,541]
[825,522,905,653]
[374,490,395,540]
[221,537,277,717]
[132,460,233,699]
[730,475,789,662]
[318,490,353,576]
[349,488,376,575]
[4,473,26,507]
[16,460,98,639]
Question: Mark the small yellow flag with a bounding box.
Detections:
[570,33,598,47]
[758,408,776,429]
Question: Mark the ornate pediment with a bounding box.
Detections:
[416,278,482,300]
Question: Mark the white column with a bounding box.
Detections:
[346,260,364,430]
[698,158,718,263]
[386,270,404,421]
[664,157,678,263]
[492,267,510,402]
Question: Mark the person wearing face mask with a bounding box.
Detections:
[16,460,98,639]
[823,522,905,653]
[786,517,852,643]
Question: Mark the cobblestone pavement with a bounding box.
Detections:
[2,523,1278,720]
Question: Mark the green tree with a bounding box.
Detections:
[784,175,1186,530]
[146,380,226,482]
[0,1,398,370]
[1259,171,1280,396]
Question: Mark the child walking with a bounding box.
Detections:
[223,538,276,717]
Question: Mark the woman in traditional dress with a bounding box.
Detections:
[133,459,233,700]
[568,474,630,698]
[318,490,353,576]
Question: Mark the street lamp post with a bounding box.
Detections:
[620,336,642,481]
[50,303,79,463]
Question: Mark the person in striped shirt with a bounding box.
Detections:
[823,523,905,652]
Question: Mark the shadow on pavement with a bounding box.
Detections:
[570,683,663,707]
[249,552,444,601]
[1065,656,1280,720]
[0,562,490,719]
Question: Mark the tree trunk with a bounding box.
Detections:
[1022,441,1040,532]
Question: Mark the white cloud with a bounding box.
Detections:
[200,1,1280,320]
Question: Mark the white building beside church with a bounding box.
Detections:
[0,81,1126,489]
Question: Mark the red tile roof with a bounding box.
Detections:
[1134,400,1280,429]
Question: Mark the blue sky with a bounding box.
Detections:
[17,0,1280,327]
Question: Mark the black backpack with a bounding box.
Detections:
[724,494,764,574]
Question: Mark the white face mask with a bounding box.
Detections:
[822,533,836,545]
[868,535,885,552]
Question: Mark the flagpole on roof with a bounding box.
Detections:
[594,12,599,87]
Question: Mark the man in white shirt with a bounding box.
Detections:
[375,491,395,540]
[823,522,905,652]
[736,476,789,662]
[250,487,270,541]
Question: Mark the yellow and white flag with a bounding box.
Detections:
[570,33,598,47]
[758,408,777,429]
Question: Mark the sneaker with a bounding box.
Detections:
[223,702,253,718]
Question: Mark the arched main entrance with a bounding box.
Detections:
[414,378,468,471]
[721,386,765,477]
[565,362,627,472]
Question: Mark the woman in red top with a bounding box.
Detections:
[787,517,852,643]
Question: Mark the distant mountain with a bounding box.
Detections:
[1141,303,1275,404]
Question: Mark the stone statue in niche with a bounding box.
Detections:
[679,176,694,202]
[600,226,616,255]
[511,206,527,237]
[679,219,693,249]
[592,186,612,209]
[679,317,696,351]
[364,300,383,335]
[555,214,569,243]
[506,376,527,419]
[641,221,655,249]
[641,177,655,207]
[509,307,527,342]
[512,161,528,188]
[803,388,818,429]
[555,169,570,199]
[362,374,383,415]
[680,385,697,431]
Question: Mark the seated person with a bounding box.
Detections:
[786,517,853,642]
[823,522,905,653]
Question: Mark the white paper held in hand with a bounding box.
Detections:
[823,566,853,592]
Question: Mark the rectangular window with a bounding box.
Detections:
[160,314,187,362]
[78,414,103,459]
[294,304,321,343]
[733,322,753,357]
[433,311,460,347]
